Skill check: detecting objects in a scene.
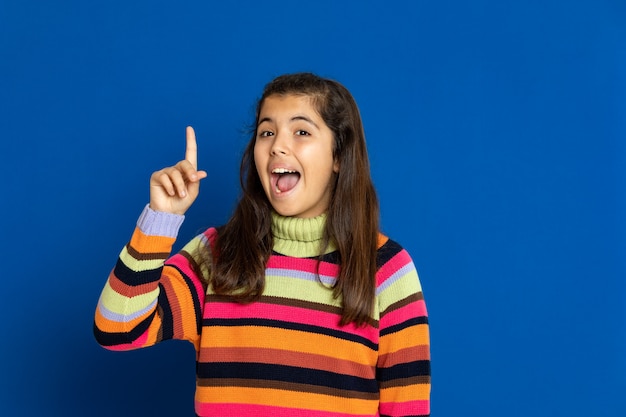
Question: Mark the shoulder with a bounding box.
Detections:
[375,233,421,292]
[178,226,221,260]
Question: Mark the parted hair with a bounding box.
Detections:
[200,72,380,326]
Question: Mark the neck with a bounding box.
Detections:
[271,212,337,257]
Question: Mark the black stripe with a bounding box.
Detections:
[318,250,340,264]
[380,316,429,337]
[376,239,404,269]
[166,263,204,335]
[93,309,157,347]
[197,362,379,393]
[113,258,162,286]
[202,318,377,350]
[157,283,173,340]
[376,360,431,382]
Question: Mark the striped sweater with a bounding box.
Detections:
[94,205,431,416]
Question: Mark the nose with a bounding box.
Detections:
[270,131,289,156]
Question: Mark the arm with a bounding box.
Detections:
[376,241,431,417]
[93,206,210,352]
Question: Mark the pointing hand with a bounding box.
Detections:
[149,126,207,215]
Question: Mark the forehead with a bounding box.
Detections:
[258,94,321,120]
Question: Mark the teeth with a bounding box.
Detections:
[272,168,297,174]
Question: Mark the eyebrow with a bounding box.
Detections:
[257,115,320,129]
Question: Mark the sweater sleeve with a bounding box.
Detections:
[93,205,210,353]
[376,239,431,417]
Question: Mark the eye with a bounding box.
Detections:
[258,130,274,138]
[295,130,310,136]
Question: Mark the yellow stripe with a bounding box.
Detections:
[119,246,165,271]
[262,274,342,308]
[180,234,208,258]
[98,280,160,315]
[378,269,422,312]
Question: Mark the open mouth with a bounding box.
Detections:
[271,168,301,194]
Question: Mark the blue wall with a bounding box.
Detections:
[1,1,624,415]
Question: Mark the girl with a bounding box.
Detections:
[94,72,431,416]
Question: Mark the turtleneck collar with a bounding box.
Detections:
[271,212,337,258]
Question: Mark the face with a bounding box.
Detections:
[254,94,339,218]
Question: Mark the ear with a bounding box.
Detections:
[333,159,340,173]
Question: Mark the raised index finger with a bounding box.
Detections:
[185,126,198,168]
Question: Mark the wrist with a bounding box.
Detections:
[138,204,185,238]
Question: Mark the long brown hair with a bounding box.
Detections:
[203,72,379,326]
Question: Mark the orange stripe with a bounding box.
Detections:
[145,313,163,345]
[380,323,429,352]
[94,307,153,333]
[199,347,376,379]
[203,326,377,365]
[129,227,176,254]
[160,266,199,342]
[377,233,389,249]
[94,310,126,333]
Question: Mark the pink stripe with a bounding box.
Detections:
[380,299,428,329]
[378,400,430,416]
[267,256,340,276]
[203,301,378,342]
[102,328,150,351]
[195,402,380,417]
[376,250,412,286]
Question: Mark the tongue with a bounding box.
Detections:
[277,173,299,192]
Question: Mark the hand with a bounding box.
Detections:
[149,126,207,215]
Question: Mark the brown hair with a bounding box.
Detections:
[202,72,379,326]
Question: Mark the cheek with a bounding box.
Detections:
[253,146,271,187]
[253,144,263,170]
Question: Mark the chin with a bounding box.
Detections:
[272,206,297,217]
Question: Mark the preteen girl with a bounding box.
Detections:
[94,72,431,416]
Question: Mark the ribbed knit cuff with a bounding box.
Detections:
[136,204,185,238]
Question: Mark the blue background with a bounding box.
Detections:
[1,0,624,415]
